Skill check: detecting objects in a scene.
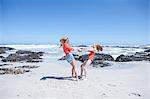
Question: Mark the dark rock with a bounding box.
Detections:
[2,54,29,62]
[2,50,43,62]
[16,50,44,56]
[129,93,141,97]
[76,45,88,47]
[26,59,42,63]
[135,52,147,55]
[0,64,11,66]
[116,53,150,62]
[37,52,44,56]
[0,49,5,54]
[0,56,5,59]
[144,49,150,52]
[23,70,30,73]
[16,65,39,69]
[92,60,111,67]
[0,47,15,51]
[0,47,15,54]
[78,53,114,62]
[115,54,132,62]
[0,68,24,75]
[94,53,114,61]
[0,65,39,75]
[28,52,41,59]
[147,54,150,61]
[16,50,33,54]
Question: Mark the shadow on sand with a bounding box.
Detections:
[40,76,74,81]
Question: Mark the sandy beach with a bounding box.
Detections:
[0,59,149,99]
[1,0,149,98]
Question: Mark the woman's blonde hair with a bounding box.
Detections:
[95,44,103,52]
[59,36,69,47]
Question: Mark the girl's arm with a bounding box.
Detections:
[80,48,94,52]
[64,43,74,51]
[88,50,95,53]
[65,44,83,52]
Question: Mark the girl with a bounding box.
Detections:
[80,44,103,80]
[60,37,79,81]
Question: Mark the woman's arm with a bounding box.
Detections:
[80,48,94,52]
[64,43,74,51]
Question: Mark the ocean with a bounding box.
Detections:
[0,44,146,60]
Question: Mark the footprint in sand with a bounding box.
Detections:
[100,93,108,97]
[128,93,142,97]
[107,84,116,87]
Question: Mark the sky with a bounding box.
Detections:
[0,0,149,45]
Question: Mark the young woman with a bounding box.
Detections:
[80,44,103,80]
[60,37,80,81]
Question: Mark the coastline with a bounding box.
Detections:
[0,45,150,99]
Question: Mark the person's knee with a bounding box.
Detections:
[72,67,75,70]
[81,64,84,68]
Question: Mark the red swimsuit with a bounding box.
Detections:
[63,43,74,55]
[88,50,95,60]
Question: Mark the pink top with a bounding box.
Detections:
[88,50,95,60]
[63,43,74,55]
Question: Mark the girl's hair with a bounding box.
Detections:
[59,37,69,47]
[95,44,103,52]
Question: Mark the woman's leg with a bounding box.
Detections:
[80,59,92,79]
[70,61,78,80]
[80,61,86,78]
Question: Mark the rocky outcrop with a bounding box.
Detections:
[0,64,12,66]
[144,49,150,52]
[2,50,44,62]
[16,65,39,69]
[116,52,150,62]
[92,61,112,67]
[0,47,15,51]
[115,55,132,62]
[0,68,29,75]
[2,54,28,62]
[78,53,114,62]
[94,53,114,61]
[0,56,4,59]
[0,50,5,54]
[0,47,15,54]
[16,50,33,54]
[0,65,39,75]
[16,50,44,56]
[76,45,88,47]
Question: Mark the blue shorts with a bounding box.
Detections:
[66,53,75,63]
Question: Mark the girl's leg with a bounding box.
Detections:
[72,67,74,77]
[70,61,78,80]
[80,61,86,78]
[80,59,92,79]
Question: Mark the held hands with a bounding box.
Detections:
[77,48,89,52]
[77,49,82,52]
